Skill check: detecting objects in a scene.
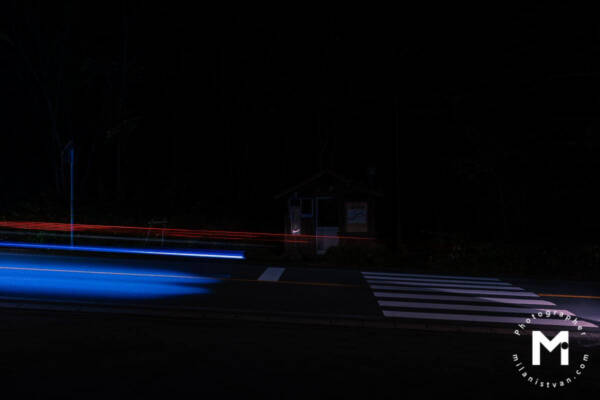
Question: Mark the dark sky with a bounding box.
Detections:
[1,3,599,242]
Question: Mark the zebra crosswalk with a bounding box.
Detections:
[362,271,598,328]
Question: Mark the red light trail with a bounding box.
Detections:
[0,221,375,244]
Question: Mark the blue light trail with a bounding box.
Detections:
[0,253,222,299]
[0,241,245,260]
[0,267,215,299]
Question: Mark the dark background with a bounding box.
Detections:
[1,3,599,246]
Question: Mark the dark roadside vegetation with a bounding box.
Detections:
[0,308,598,399]
[251,238,600,283]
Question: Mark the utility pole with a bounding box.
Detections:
[70,145,74,247]
[62,141,74,246]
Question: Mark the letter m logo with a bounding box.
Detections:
[532,331,569,366]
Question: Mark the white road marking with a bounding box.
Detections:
[366,279,524,290]
[372,292,556,305]
[440,288,540,297]
[369,285,540,297]
[258,267,286,282]
[381,310,598,328]
[364,271,593,327]
[377,300,575,316]
[479,297,554,305]
[362,271,499,281]
[362,275,512,286]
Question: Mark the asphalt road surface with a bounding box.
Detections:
[0,249,599,331]
[1,248,600,398]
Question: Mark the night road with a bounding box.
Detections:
[1,248,600,398]
[5,3,600,398]
[1,249,598,332]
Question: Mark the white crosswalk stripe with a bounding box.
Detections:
[381,310,598,327]
[369,285,540,297]
[363,275,513,286]
[372,292,557,305]
[377,300,575,316]
[362,271,500,281]
[363,271,598,328]
[365,280,524,290]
